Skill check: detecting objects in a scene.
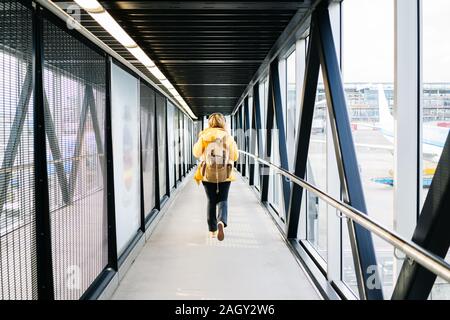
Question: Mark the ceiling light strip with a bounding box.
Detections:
[40,0,192,119]
[73,0,197,119]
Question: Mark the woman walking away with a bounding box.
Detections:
[193,113,239,241]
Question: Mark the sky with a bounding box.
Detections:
[422,0,450,82]
[342,0,450,83]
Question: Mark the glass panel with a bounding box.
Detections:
[254,79,269,192]
[173,110,178,182]
[184,115,189,173]
[225,115,231,132]
[140,83,155,216]
[268,119,282,213]
[342,0,395,297]
[179,113,185,177]
[167,102,175,188]
[422,0,450,299]
[193,120,201,168]
[175,111,182,181]
[268,77,281,212]
[286,50,297,169]
[279,60,287,133]
[178,113,183,177]
[239,106,245,171]
[111,62,140,257]
[254,141,260,189]
[245,100,250,179]
[203,115,208,130]
[188,119,193,169]
[248,96,254,181]
[306,68,327,261]
[156,94,166,198]
[259,81,266,149]
[342,221,357,294]
[0,0,36,300]
[264,78,269,138]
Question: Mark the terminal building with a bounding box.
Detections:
[0,0,449,300]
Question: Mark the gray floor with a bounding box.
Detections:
[112,175,320,300]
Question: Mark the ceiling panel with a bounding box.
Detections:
[55,1,313,117]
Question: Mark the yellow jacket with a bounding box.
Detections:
[193,127,239,184]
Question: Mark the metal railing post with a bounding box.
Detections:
[33,3,55,300]
[105,57,118,271]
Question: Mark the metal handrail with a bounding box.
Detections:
[238,150,450,283]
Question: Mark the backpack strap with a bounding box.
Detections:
[222,135,227,166]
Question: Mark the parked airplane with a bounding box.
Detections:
[309,85,449,188]
[370,84,448,187]
[376,84,449,163]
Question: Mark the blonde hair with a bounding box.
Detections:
[208,113,226,129]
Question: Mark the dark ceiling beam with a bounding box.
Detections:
[192,106,234,108]
[100,20,292,25]
[145,46,273,49]
[83,22,289,28]
[192,106,233,109]
[85,28,286,34]
[185,97,240,99]
[170,75,256,79]
[158,60,262,64]
[104,12,295,17]
[71,7,297,13]
[112,19,292,24]
[139,41,276,45]
[149,66,260,70]
[149,55,269,59]
[168,72,257,75]
[141,39,276,42]
[176,84,248,86]
[147,48,271,51]
[99,1,310,11]
[166,69,257,72]
[95,34,282,39]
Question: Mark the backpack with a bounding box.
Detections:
[201,135,232,190]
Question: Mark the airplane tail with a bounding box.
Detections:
[377,84,394,131]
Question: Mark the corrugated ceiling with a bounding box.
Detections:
[55,1,313,117]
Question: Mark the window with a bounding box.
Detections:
[422,0,450,299]
[141,83,156,215]
[184,115,189,174]
[286,50,297,169]
[178,113,184,178]
[268,114,282,214]
[167,101,175,188]
[174,110,181,181]
[156,93,167,198]
[342,0,395,297]
[259,80,268,149]
[245,98,252,179]
[247,96,253,180]
[305,67,327,261]
[255,81,268,190]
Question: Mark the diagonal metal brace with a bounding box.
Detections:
[392,131,450,299]
[0,68,33,215]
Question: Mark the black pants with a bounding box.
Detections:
[202,181,231,232]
